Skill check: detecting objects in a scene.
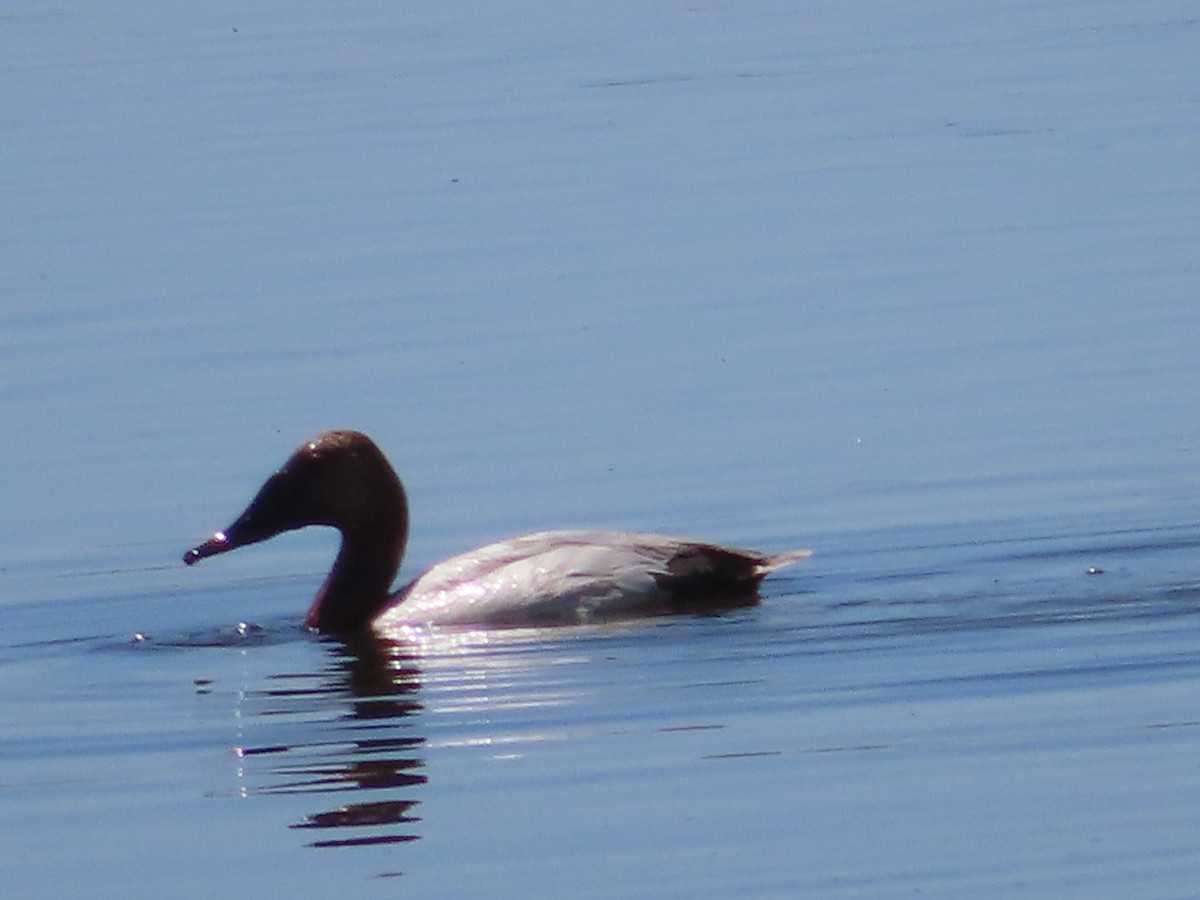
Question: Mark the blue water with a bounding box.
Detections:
[3,1,1199,897]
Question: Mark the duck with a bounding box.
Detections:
[184,430,811,633]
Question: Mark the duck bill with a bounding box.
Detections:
[183,530,236,564]
[182,467,306,566]
[183,504,283,564]
[184,513,283,563]
[182,492,279,565]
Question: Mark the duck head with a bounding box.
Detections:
[185,430,410,632]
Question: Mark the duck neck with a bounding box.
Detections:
[306,518,408,633]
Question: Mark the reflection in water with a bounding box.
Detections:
[234,634,429,849]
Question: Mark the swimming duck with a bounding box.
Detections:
[184,430,810,633]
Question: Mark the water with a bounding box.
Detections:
[7,521,1200,897]
[3,1,1199,897]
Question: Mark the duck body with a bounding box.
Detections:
[382,529,812,629]
[184,431,810,633]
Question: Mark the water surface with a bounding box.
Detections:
[2,1,1199,897]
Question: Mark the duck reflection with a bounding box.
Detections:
[234,632,428,849]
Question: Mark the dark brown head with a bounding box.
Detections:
[184,430,410,631]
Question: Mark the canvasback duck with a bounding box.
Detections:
[184,430,811,633]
